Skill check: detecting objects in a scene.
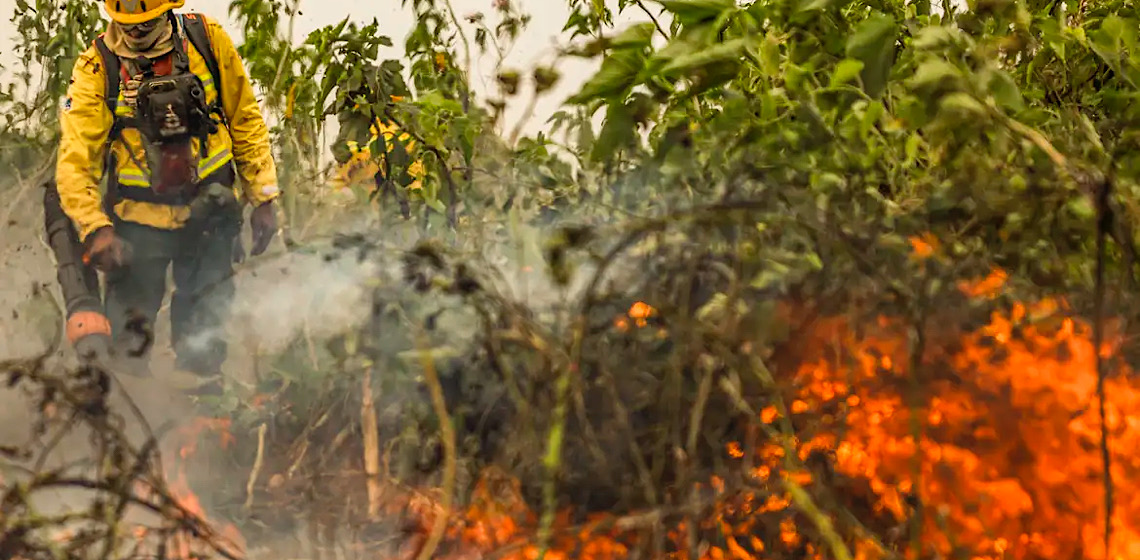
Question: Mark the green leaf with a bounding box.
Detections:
[750,265,790,291]
[845,13,898,97]
[911,25,960,51]
[830,58,865,86]
[1065,196,1096,221]
[653,0,734,25]
[908,58,960,92]
[659,37,749,76]
[860,100,884,137]
[904,133,920,164]
[938,92,987,118]
[758,35,781,77]
[986,69,1024,112]
[590,101,637,162]
[611,22,656,48]
[796,0,840,13]
[1099,15,1137,51]
[567,49,644,103]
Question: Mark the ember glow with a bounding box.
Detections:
[615,300,656,331]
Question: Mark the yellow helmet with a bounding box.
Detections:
[104,0,184,25]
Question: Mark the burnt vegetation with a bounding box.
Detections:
[4,0,1140,558]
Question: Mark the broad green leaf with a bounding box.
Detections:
[650,34,706,68]
[845,13,898,97]
[590,101,637,162]
[685,60,743,95]
[830,58,865,86]
[653,0,735,25]
[659,37,749,75]
[904,133,920,165]
[908,58,960,91]
[986,69,1024,112]
[911,25,960,51]
[860,100,885,137]
[796,0,838,12]
[1099,15,1136,49]
[567,49,645,103]
[611,22,657,49]
[938,92,987,118]
[785,62,809,92]
[758,35,781,77]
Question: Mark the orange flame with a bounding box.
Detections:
[615,301,656,332]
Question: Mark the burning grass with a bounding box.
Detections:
[156,282,1139,560]
[6,227,1139,560]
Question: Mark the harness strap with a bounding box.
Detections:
[180,13,228,128]
[92,12,234,209]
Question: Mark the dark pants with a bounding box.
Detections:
[104,217,237,378]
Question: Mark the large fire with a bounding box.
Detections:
[152,237,1139,560]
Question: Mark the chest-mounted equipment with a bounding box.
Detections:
[131,55,217,145]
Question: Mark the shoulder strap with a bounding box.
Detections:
[180,14,222,101]
[93,35,121,116]
[92,34,127,196]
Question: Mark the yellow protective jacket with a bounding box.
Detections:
[57,14,278,242]
[331,119,425,192]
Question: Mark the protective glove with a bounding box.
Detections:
[84,226,129,271]
[249,201,278,256]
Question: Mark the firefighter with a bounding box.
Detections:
[329,93,425,202]
[56,0,279,397]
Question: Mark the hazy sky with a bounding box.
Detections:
[0,0,647,140]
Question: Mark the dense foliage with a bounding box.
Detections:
[3,0,1140,558]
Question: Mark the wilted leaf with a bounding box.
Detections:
[533,66,561,94]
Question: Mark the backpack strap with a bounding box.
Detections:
[180,12,228,127]
[93,35,121,116]
[92,34,128,214]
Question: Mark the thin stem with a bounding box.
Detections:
[1093,175,1115,558]
[268,0,300,96]
[635,0,669,39]
[413,330,457,560]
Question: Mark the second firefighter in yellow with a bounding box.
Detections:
[330,100,425,197]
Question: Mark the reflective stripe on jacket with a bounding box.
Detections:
[331,120,425,190]
[57,14,278,242]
